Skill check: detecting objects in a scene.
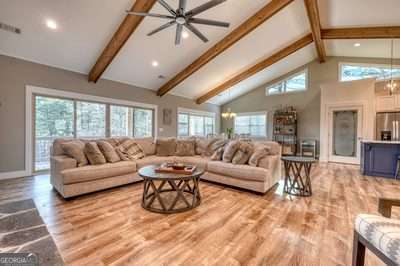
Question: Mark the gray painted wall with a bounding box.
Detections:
[221,56,398,154]
[0,55,220,173]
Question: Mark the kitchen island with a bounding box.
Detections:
[361,140,400,178]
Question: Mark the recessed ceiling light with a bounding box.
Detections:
[46,19,57,30]
[354,43,361,47]
[152,61,159,67]
[182,31,189,39]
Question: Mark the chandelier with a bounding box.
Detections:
[221,107,236,119]
[386,39,398,93]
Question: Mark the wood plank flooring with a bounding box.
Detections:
[1,162,399,265]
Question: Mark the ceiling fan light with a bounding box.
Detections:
[176,17,186,25]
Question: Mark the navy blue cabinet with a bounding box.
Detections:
[361,142,399,178]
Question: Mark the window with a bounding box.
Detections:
[266,70,307,95]
[34,96,74,171]
[32,91,156,172]
[178,108,216,137]
[110,105,132,137]
[234,112,267,137]
[76,101,106,138]
[340,63,400,82]
[134,108,153,137]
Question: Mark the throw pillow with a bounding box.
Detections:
[175,139,196,156]
[156,138,177,156]
[210,146,225,161]
[208,139,227,155]
[248,146,271,166]
[134,137,156,155]
[97,140,121,163]
[61,140,88,167]
[84,142,107,165]
[116,139,145,161]
[195,138,212,155]
[222,140,241,163]
[232,142,254,165]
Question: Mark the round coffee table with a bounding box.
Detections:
[138,165,205,214]
[281,156,316,197]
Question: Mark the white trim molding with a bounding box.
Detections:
[0,170,30,181]
[25,85,159,176]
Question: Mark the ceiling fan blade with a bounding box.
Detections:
[147,21,176,36]
[184,23,208,43]
[126,11,174,19]
[157,0,176,15]
[178,0,187,13]
[185,0,227,17]
[175,24,183,45]
[188,18,230,28]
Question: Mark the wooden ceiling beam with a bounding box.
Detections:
[157,0,295,96]
[88,0,157,83]
[196,34,313,104]
[321,26,400,39]
[304,0,326,62]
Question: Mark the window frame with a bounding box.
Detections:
[266,69,308,96]
[339,62,400,82]
[233,111,268,138]
[28,85,157,173]
[177,107,216,137]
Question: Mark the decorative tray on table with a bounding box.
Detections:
[155,163,197,174]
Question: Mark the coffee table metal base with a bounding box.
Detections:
[142,178,201,214]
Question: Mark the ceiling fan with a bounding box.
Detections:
[126,0,230,45]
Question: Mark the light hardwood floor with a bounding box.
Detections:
[1,162,399,266]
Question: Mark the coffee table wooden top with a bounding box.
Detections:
[138,165,205,181]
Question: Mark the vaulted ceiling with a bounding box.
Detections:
[1,0,400,105]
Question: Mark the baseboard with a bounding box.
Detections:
[0,170,30,181]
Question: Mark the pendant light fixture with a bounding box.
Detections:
[386,39,398,94]
[221,88,236,119]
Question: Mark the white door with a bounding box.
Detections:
[328,106,363,164]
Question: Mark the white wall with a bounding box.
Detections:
[319,78,376,162]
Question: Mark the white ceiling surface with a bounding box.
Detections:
[0,0,400,106]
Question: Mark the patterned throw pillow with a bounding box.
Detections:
[61,140,88,167]
[210,146,225,161]
[97,141,121,163]
[175,139,196,156]
[116,139,145,161]
[156,138,177,156]
[232,142,254,165]
[222,140,241,163]
[84,142,107,165]
[248,146,271,166]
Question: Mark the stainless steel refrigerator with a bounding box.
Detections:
[376,112,400,141]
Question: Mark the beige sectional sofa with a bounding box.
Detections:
[50,138,281,198]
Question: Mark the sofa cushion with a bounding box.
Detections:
[116,139,145,161]
[61,140,88,167]
[249,146,270,166]
[174,156,210,170]
[210,146,224,161]
[134,138,156,155]
[223,140,240,163]
[355,214,400,265]
[232,142,254,165]
[136,156,175,169]
[61,161,136,184]
[97,141,121,163]
[207,161,268,182]
[84,142,107,165]
[156,138,176,156]
[253,141,281,155]
[175,139,196,156]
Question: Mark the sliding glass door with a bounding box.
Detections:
[33,95,155,172]
[34,96,74,171]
